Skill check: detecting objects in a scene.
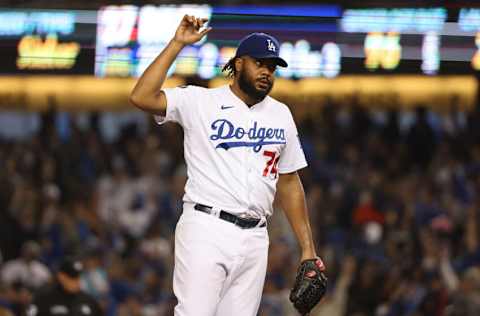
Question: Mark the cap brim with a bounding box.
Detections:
[249,54,288,67]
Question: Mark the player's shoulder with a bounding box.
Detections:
[174,84,207,92]
[209,84,230,96]
[265,96,293,117]
[174,84,221,97]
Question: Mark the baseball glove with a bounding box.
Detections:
[289,258,327,315]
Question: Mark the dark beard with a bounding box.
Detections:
[238,70,272,102]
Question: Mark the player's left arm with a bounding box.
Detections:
[276,171,317,261]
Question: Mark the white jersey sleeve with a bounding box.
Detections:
[154,85,198,128]
[277,110,308,174]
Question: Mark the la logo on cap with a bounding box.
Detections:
[266,39,276,52]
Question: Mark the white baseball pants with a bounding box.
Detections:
[173,203,269,316]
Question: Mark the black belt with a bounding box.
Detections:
[194,204,266,229]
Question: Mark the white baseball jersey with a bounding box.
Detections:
[155,84,307,218]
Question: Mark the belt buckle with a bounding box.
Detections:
[238,215,259,229]
[237,213,250,229]
[238,219,252,229]
[238,213,247,218]
[233,217,243,228]
[211,206,221,217]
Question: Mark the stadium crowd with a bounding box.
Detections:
[0,99,480,316]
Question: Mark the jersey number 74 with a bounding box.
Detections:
[263,150,279,179]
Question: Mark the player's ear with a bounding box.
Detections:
[234,57,243,73]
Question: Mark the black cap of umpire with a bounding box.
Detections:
[58,258,84,278]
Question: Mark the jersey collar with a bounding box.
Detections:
[225,85,268,111]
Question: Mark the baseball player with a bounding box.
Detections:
[130,15,326,316]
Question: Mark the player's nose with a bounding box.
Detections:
[262,66,275,76]
[259,69,273,81]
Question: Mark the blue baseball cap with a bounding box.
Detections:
[235,33,288,67]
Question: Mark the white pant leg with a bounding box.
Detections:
[215,227,269,316]
[173,208,241,316]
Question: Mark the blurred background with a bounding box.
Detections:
[1,1,480,315]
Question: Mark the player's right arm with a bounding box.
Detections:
[129,15,211,115]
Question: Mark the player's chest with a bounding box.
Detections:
[195,105,287,154]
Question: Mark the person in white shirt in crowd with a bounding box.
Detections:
[1,241,51,290]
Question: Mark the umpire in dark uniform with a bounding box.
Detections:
[26,258,103,316]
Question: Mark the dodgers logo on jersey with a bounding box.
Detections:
[210,119,286,152]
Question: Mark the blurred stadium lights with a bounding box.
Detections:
[0,75,475,111]
[0,1,479,111]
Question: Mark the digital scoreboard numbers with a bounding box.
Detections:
[0,9,96,74]
[341,8,447,75]
[364,32,402,71]
[459,8,480,71]
[95,4,343,79]
[95,4,212,78]
[1,6,478,78]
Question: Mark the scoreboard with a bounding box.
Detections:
[1,5,480,78]
[340,8,480,75]
[95,4,213,78]
[91,6,480,77]
[94,4,343,79]
[0,9,96,74]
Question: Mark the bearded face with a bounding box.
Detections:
[236,57,276,102]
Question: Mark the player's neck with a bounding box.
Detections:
[229,83,261,108]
